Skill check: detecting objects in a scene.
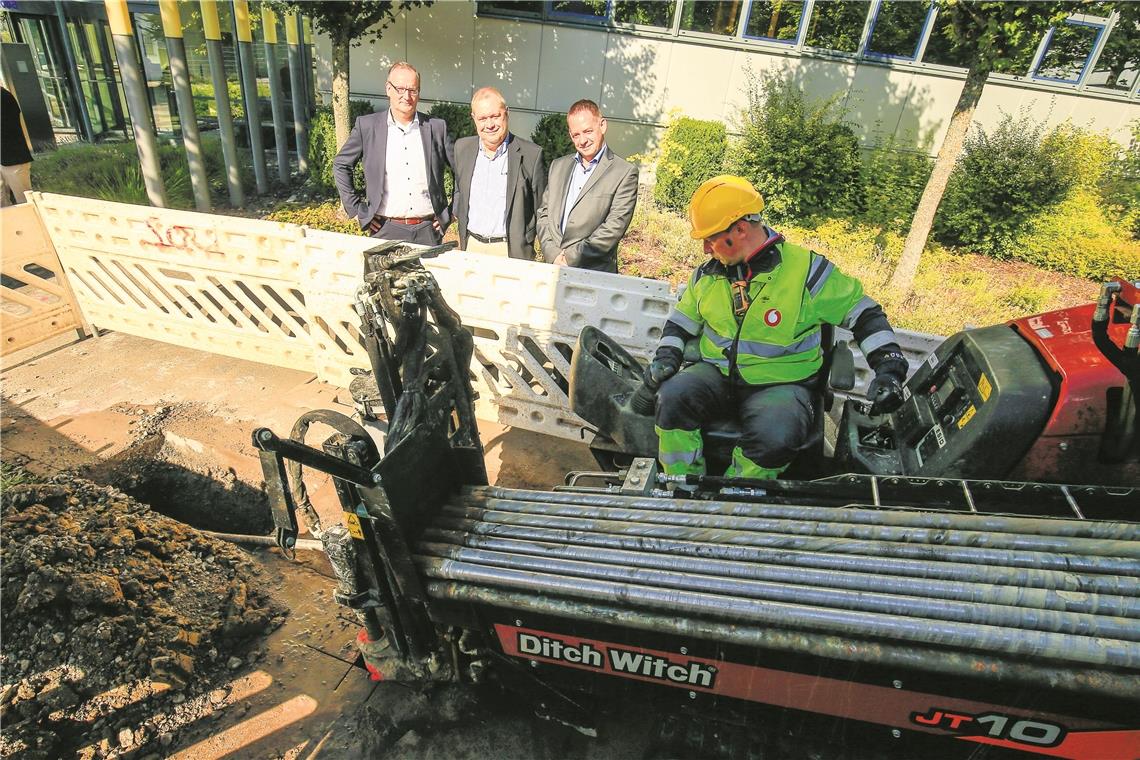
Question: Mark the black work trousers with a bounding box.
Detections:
[371,219,441,246]
[656,361,816,469]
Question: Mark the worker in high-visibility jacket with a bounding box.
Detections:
[645,175,909,479]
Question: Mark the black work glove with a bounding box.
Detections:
[867,371,905,416]
[643,346,682,391]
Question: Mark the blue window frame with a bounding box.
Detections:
[1031,17,1108,85]
[864,1,936,62]
[743,1,808,45]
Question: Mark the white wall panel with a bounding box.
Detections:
[536,25,608,112]
[347,14,407,96]
[724,50,802,120]
[474,17,544,110]
[601,33,672,123]
[660,41,736,116]
[408,2,477,104]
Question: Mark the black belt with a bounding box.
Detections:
[469,231,507,244]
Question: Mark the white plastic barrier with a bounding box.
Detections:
[30,193,942,444]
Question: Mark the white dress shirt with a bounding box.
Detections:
[378,111,434,218]
[467,136,510,238]
[561,142,606,234]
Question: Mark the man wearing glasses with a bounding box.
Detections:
[333,62,455,245]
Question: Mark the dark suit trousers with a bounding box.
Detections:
[372,220,441,246]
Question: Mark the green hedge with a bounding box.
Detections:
[653,116,727,212]
[307,100,374,192]
[428,101,476,142]
[934,115,1073,258]
[531,112,574,169]
[725,74,863,224]
[859,136,932,233]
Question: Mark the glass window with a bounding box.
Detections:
[1085,13,1138,91]
[745,0,806,43]
[477,1,543,16]
[1034,20,1104,83]
[866,0,932,59]
[680,0,743,36]
[550,1,610,20]
[804,0,870,54]
[613,1,674,27]
[921,7,970,68]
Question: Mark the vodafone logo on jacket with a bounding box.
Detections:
[764,308,782,327]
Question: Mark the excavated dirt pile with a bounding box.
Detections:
[0,470,286,758]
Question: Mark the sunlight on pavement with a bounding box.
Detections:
[168,694,319,759]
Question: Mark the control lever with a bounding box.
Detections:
[630,381,657,416]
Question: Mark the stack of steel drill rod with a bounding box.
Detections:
[416,485,1140,698]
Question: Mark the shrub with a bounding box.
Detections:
[1017,188,1140,280]
[1100,119,1140,239]
[531,112,574,169]
[264,201,364,235]
[933,114,1073,258]
[307,100,374,191]
[427,101,476,142]
[860,135,932,233]
[1004,283,1058,314]
[652,115,726,212]
[724,73,863,224]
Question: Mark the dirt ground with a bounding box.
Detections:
[1,330,657,760]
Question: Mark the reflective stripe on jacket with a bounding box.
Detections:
[671,241,870,385]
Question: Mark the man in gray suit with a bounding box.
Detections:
[332,62,454,246]
[452,87,547,260]
[537,100,639,273]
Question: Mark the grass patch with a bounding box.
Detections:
[1,462,32,490]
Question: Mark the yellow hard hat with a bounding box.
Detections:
[688,175,765,239]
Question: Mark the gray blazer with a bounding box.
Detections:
[452,133,547,261]
[536,146,639,273]
[332,108,455,230]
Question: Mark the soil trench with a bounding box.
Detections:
[4,331,646,760]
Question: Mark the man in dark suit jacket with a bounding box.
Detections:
[452,87,546,261]
[332,62,454,245]
[536,100,639,273]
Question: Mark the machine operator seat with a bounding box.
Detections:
[688,323,856,477]
[565,325,856,477]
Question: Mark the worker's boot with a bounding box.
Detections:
[655,427,706,476]
[726,446,786,480]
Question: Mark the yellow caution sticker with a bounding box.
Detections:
[957,405,977,429]
[977,374,992,402]
[344,512,364,539]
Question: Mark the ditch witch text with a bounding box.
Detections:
[518,631,717,688]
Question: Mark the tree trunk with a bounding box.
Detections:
[887,67,988,295]
[331,36,351,150]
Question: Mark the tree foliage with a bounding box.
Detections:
[887,1,1080,294]
[726,74,863,224]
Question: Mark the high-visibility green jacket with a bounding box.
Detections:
[658,236,898,386]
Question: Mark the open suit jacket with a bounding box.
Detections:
[536,146,639,273]
[332,108,455,231]
[452,133,547,261]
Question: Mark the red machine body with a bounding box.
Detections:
[1008,279,1139,486]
